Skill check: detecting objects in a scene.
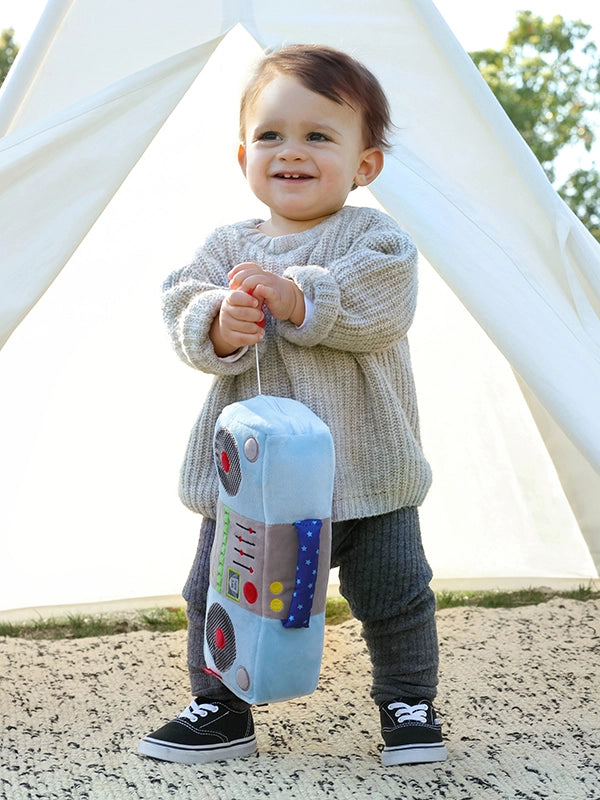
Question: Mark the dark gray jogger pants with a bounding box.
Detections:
[183,507,439,706]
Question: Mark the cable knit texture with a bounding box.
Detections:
[162,205,432,522]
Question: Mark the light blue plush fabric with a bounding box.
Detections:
[215,395,334,523]
[204,395,335,704]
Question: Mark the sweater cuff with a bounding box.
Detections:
[279,265,340,346]
[180,289,254,374]
[218,346,249,362]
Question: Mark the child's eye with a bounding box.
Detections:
[257,131,280,141]
[307,132,329,142]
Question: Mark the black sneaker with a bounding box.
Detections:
[379,698,448,765]
[138,698,257,765]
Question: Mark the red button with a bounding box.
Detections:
[221,451,230,473]
[244,582,258,604]
[215,627,226,649]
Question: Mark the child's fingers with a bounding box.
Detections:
[253,283,276,301]
[228,261,259,277]
[228,262,262,288]
[226,288,259,309]
[250,284,279,309]
[223,290,264,327]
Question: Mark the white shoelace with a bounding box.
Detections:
[388,701,428,724]
[178,700,219,723]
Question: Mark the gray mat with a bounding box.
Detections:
[1,598,599,799]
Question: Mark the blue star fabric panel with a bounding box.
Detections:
[282,518,323,629]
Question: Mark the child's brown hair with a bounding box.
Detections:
[239,44,393,151]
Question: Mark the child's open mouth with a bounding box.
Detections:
[274,173,313,180]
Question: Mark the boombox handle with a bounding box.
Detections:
[282,518,323,629]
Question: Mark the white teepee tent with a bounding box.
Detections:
[1,0,599,615]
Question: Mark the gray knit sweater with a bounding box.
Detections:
[162,205,431,522]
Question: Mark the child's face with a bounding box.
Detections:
[238,74,383,235]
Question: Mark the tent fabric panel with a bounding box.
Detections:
[0,3,598,611]
[0,39,223,347]
[0,0,236,134]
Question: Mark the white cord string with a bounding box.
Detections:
[255,344,262,395]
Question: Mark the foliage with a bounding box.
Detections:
[0,27,19,87]
[470,11,600,240]
[435,584,599,610]
[325,596,353,625]
[0,606,188,640]
[1,589,599,638]
[558,166,600,241]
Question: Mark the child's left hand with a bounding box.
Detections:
[228,262,305,327]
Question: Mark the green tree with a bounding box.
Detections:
[470,11,600,241]
[559,168,600,241]
[0,27,19,87]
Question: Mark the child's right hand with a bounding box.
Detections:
[210,288,265,357]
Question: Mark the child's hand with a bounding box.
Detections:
[228,262,305,327]
[210,286,265,357]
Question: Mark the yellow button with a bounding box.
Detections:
[270,581,283,595]
[270,598,284,612]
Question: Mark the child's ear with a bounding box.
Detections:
[354,147,384,188]
[238,144,247,176]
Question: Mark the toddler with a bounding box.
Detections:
[139,44,447,767]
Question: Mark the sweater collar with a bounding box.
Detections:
[239,206,352,252]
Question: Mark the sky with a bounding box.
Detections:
[2,0,600,52]
[2,0,600,53]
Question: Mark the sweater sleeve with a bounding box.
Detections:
[161,229,256,375]
[279,211,418,353]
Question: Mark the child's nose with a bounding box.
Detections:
[277,142,307,161]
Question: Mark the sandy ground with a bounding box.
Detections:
[1,597,599,800]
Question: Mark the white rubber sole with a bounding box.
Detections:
[138,734,257,765]
[381,742,448,766]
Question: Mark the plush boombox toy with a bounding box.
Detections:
[204,394,335,705]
